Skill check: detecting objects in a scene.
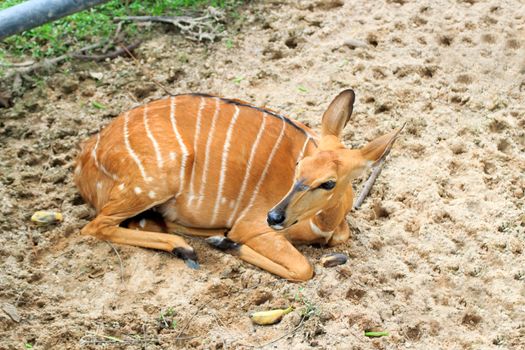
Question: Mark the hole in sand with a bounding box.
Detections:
[462,313,482,327]
[456,74,472,84]
[481,33,496,44]
[346,288,366,301]
[438,35,453,46]
[366,33,379,47]
[506,38,521,49]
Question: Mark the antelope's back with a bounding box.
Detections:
[74,94,316,228]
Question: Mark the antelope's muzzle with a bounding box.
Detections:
[267,209,286,230]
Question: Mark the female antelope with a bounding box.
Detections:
[75,89,401,281]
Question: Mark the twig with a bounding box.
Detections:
[14,286,30,306]
[120,44,174,96]
[80,332,160,345]
[105,241,125,283]
[0,60,35,67]
[3,42,105,81]
[103,21,123,52]
[72,41,141,62]
[175,303,207,341]
[353,151,390,210]
[257,316,306,349]
[116,9,224,43]
[353,123,406,210]
[27,227,38,258]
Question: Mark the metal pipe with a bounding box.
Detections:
[0,0,111,41]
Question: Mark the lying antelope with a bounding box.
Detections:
[74,89,401,281]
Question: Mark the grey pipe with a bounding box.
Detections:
[0,0,111,41]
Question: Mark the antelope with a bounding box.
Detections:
[74,89,402,281]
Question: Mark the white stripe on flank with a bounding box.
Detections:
[196,98,220,209]
[295,136,311,164]
[100,163,119,181]
[143,104,164,169]
[92,133,100,168]
[124,112,151,182]
[93,134,120,181]
[211,105,240,225]
[188,97,206,206]
[169,97,189,196]
[238,114,286,222]
[227,112,267,226]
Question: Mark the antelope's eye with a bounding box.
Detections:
[318,180,336,190]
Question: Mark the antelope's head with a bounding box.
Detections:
[267,89,403,230]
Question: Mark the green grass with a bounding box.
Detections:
[0,0,240,60]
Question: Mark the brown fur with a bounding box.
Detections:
[74,90,401,281]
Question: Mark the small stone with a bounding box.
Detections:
[343,39,367,49]
[89,71,104,80]
[450,142,466,154]
[252,291,273,305]
[60,79,79,94]
[2,303,20,322]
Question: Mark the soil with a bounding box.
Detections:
[1,0,524,349]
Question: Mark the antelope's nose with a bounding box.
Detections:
[267,210,285,228]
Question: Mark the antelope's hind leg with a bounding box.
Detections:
[81,196,200,269]
[207,222,314,281]
[165,221,227,238]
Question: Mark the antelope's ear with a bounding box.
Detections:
[360,124,405,166]
[321,89,355,138]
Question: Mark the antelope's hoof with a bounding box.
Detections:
[206,236,240,252]
[172,247,200,270]
[320,253,348,267]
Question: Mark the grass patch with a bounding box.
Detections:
[0,0,241,60]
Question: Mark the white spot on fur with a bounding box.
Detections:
[134,187,142,194]
[309,220,333,238]
[221,197,227,204]
[96,182,102,190]
[169,152,176,161]
[148,191,156,199]
[159,204,178,222]
[118,183,125,191]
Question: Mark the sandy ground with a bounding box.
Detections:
[1,0,525,349]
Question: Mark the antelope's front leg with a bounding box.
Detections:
[326,220,350,247]
[285,219,350,247]
[207,223,314,281]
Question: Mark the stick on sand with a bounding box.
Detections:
[353,123,406,210]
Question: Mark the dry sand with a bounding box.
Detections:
[1,0,524,349]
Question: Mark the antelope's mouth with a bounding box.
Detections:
[270,219,298,231]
